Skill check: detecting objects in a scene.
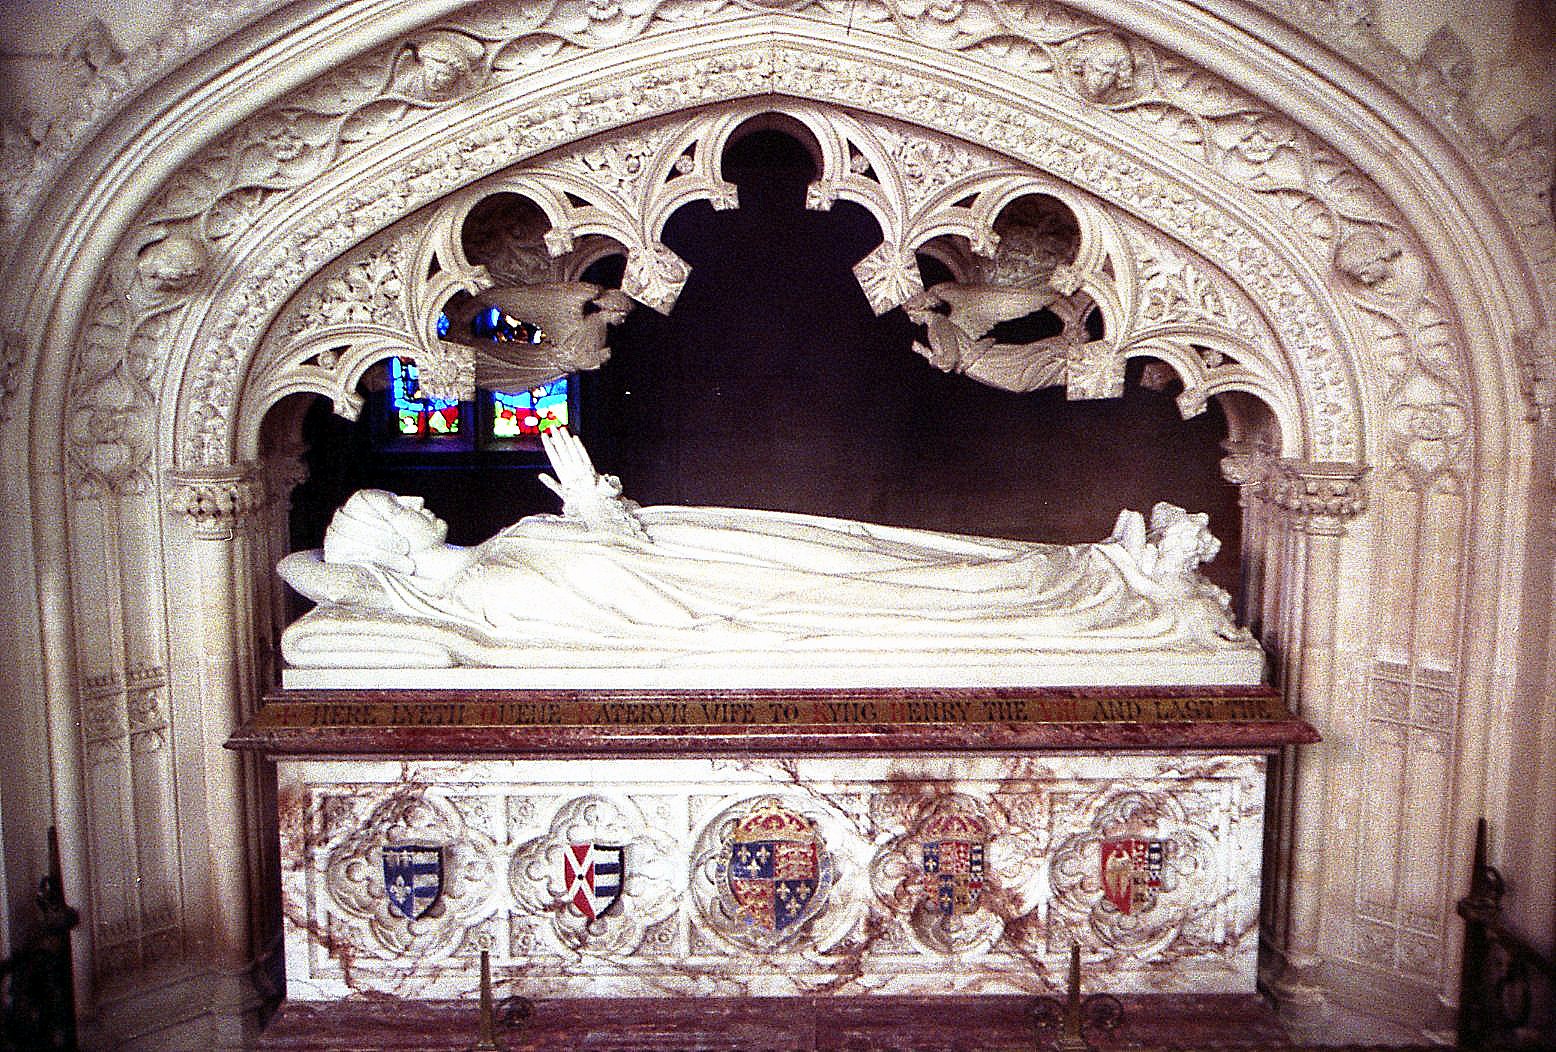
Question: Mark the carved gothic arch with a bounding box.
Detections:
[233,100,1309,461]
[1,1,1550,1030]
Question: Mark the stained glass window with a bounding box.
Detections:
[491,378,570,439]
[470,305,544,345]
[388,356,461,439]
[384,306,577,448]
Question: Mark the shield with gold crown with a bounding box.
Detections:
[919,811,988,918]
[717,799,830,937]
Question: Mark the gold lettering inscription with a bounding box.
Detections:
[254,691,1284,729]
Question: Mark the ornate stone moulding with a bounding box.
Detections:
[51,6,1468,491]
[153,34,1370,477]
[237,735,1302,999]
[14,2,1545,502]
[241,97,1306,456]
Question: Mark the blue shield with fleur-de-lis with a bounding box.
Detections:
[382,844,442,919]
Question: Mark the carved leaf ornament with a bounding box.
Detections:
[46,1,1462,480]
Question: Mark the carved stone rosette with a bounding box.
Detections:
[165,465,266,537]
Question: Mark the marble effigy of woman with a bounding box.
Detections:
[277,429,1263,685]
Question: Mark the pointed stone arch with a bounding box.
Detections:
[0,2,1549,1033]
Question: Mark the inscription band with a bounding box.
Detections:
[253,692,1287,729]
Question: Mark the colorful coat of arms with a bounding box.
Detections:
[720,800,828,934]
[382,844,443,919]
[1100,837,1164,915]
[920,812,987,917]
[563,842,624,920]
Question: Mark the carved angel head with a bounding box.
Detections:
[404,33,482,100]
[1071,34,1136,102]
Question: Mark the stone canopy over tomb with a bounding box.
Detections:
[0,0,1552,1045]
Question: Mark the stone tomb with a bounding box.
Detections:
[230,686,1313,1011]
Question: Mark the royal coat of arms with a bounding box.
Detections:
[920,812,987,917]
[563,842,624,920]
[719,800,829,935]
[1100,837,1164,916]
[382,844,443,919]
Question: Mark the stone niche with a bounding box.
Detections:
[230,685,1313,1008]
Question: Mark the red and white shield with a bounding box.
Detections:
[563,843,624,920]
[1100,837,1163,915]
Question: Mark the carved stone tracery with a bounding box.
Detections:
[50,2,1472,480]
[10,0,1552,1019]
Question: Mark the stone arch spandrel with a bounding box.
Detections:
[5,1,1550,1026]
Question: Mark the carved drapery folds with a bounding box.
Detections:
[15,0,1551,1022]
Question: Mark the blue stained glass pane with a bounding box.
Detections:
[471,305,544,344]
[436,312,450,338]
[388,357,459,438]
[491,377,569,438]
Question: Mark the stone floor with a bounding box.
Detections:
[253,993,1343,1050]
[80,970,1458,1050]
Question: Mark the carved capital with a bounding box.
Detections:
[1218,450,1265,488]
[1260,460,1368,534]
[166,465,266,537]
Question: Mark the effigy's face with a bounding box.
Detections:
[386,494,449,551]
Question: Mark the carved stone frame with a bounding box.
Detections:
[0,2,1550,1036]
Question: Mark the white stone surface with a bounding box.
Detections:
[0,0,1549,1043]
[279,431,1264,686]
[275,752,1268,1000]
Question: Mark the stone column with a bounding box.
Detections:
[1259,460,1368,1003]
[165,465,266,965]
[1219,440,1273,634]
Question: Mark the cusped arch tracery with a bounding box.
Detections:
[44,2,1539,503]
[114,25,1393,476]
[236,99,1313,465]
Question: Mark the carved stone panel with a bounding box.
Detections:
[276,752,1266,999]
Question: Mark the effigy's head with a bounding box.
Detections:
[324,490,449,573]
[1148,502,1219,572]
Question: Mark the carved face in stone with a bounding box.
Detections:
[1149,504,1219,577]
[410,36,477,99]
[379,493,449,551]
[1071,34,1135,102]
[324,490,449,573]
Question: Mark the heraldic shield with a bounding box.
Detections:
[563,843,624,920]
[1101,837,1164,916]
[383,844,443,919]
[723,800,826,934]
[920,812,987,918]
